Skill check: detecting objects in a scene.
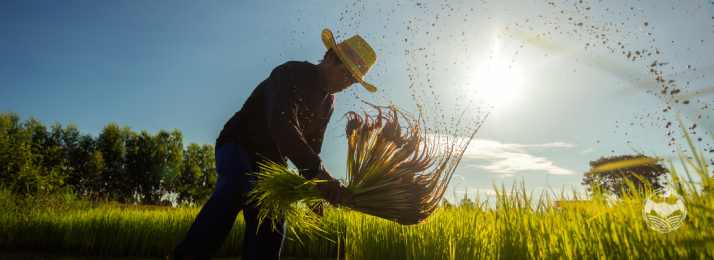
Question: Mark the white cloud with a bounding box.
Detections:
[581,149,594,154]
[427,135,576,175]
[453,174,466,181]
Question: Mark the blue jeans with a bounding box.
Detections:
[174,141,286,260]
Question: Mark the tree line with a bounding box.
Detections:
[0,111,216,206]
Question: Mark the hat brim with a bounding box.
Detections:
[321,29,377,93]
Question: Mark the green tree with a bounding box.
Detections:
[581,154,667,198]
[62,124,100,197]
[155,129,183,206]
[195,143,216,202]
[129,129,183,205]
[85,149,105,198]
[175,142,216,206]
[58,122,82,191]
[125,130,154,204]
[0,111,35,193]
[26,117,70,193]
[176,142,203,205]
[0,111,70,195]
[96,123,132,202]
[124,130,140,202]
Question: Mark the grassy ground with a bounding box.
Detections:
[1,176,712,259]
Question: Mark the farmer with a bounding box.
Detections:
[174,29,377,260]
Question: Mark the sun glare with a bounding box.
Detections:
[471,43,524,107]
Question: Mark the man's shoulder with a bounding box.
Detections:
[270,61,320,92]
[274,61,316,74]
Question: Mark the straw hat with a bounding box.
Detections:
[321,29,378,92]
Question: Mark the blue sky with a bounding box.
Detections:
[2,0,713,201]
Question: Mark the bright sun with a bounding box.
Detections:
[471,46,524,107]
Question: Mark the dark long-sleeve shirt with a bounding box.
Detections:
[216,61,334,180]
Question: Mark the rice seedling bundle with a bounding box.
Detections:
[249,102,485,231]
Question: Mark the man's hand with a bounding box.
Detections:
[315,169,355,209]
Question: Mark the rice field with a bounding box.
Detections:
[1,179,712,259]
[1,130,712,259]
